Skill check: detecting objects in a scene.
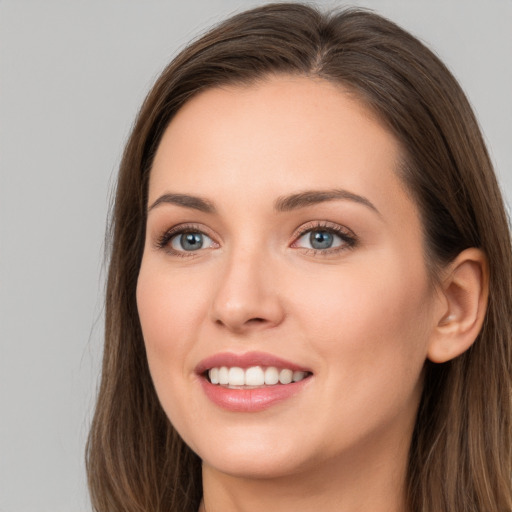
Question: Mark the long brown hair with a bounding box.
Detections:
[86,4,512,511]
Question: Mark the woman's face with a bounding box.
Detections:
[137,76,443,479]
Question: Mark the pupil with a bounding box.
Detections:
[310,231,333,249]
[181,233,203,251]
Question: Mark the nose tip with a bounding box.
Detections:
[210,254,285,333]
[213,305,275,332]
[212,294,284,333]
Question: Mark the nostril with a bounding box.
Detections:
[214,316,266,329]
[248,318,265,324]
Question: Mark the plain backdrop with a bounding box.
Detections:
[0,1,510,511]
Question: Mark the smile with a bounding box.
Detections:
[208,366,309,387]
[196,352,313,412]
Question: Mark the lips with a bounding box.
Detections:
[196,351,313,412]
[195,351,311,374]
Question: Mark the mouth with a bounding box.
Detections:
[205,365,311,388]
[196,352,313,412]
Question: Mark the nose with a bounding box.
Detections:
[210,245,285,333]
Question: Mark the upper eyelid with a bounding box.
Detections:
[160,220,354,236]
[161,222,216,238]
[292,220,356,239]
[154,223,218,249]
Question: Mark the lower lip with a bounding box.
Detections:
[199,377,311,412]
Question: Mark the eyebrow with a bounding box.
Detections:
[274,189,380,216]
[148,188,380,216]
[148,193,216,213]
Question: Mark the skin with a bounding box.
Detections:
[137,76,452,512]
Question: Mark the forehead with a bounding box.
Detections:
[149,75,414,222]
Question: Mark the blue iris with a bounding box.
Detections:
[310,231,334,249]
[180,233,204,251]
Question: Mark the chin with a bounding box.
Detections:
[201,448,307,480]
[189,428,314,479]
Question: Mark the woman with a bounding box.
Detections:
[86,3,512,511]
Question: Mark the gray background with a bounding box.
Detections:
[0,1,510,511]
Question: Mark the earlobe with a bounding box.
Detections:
[427,248,489,364]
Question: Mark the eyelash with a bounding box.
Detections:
[291,221,358,256]
[155,223,217,258]
[155,221,357,257]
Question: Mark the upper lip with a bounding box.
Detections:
[195,351,311,375]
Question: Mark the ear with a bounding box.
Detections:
[427,248,489,364]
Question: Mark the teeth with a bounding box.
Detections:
[264,367,279,385]
[292,371,306,382]
[218,366,229,385]
[228,367,245,386]
[209,367,219,384]
[207,366,309,387]
[245,366,265,386]
[279,369,293,384]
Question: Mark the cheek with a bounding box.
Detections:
[291,254,432,384]
[138,261,204,340]
[136,261,213,437]
[289,259,432,444]
[136,261,211,384]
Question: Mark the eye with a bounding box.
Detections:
[155,224,218,255]
[295,230,343,250]
[304,230,338,249]
[170,231,215,252]
[292,222,357,254]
